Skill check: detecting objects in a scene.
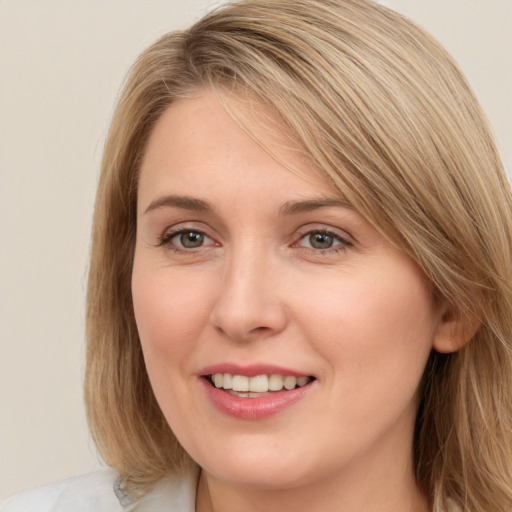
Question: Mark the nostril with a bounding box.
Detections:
[252,326,271,333]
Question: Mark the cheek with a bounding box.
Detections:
[130,264,218,439]
[297,261,436,402]
[131,265,213,366]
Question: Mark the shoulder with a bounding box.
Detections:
[0,469,120,512]
[0,466,199,512]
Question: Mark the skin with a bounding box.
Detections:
[131,89,452,512]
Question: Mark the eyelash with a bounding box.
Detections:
[294,229,352,254]
[157,227,216,253]
[157,226,353,255]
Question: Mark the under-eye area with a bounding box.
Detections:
[205,374,316,397]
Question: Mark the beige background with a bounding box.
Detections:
[1,0,510,501]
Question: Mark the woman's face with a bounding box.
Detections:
[132,89,443,490]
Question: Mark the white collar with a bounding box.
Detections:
[114,465,199,512]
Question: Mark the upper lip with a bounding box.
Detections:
[200,363,312,378]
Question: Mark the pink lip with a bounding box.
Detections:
[200,363,310,378]
[198,363,315,420]
[200,379,313,420]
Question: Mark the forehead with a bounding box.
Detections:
[138,89,340,208]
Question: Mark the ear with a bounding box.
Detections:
[432,303,481,354]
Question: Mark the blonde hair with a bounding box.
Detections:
[85,0,512,509]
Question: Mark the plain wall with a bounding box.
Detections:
[1,0,510,501]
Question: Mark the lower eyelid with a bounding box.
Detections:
[297,230,352,249]
[159,228,218,251]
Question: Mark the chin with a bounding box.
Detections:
[193,440,317,489]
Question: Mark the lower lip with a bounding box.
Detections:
[200,378,313,420]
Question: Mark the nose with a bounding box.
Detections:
[209,251,288,342]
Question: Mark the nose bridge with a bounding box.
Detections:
[210,242,287,341]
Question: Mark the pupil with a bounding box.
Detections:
[309,232,333,249]
[181,232,204,248]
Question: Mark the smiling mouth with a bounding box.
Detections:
[205,373,316,397]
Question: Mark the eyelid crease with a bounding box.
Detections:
[294,221,354,242]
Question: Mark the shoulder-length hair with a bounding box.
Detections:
[85,0,512,509]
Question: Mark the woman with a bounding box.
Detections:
[3,0,511,510]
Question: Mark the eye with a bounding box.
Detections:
[175,231,207,248]
[304,232,338,249]
[296,229,351,251]
[159,228,215,250]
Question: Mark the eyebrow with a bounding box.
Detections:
[143,194,352,216]
[278,197,353,216]
[144,195,214,214]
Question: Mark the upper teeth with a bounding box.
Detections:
[211,373,312,393]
